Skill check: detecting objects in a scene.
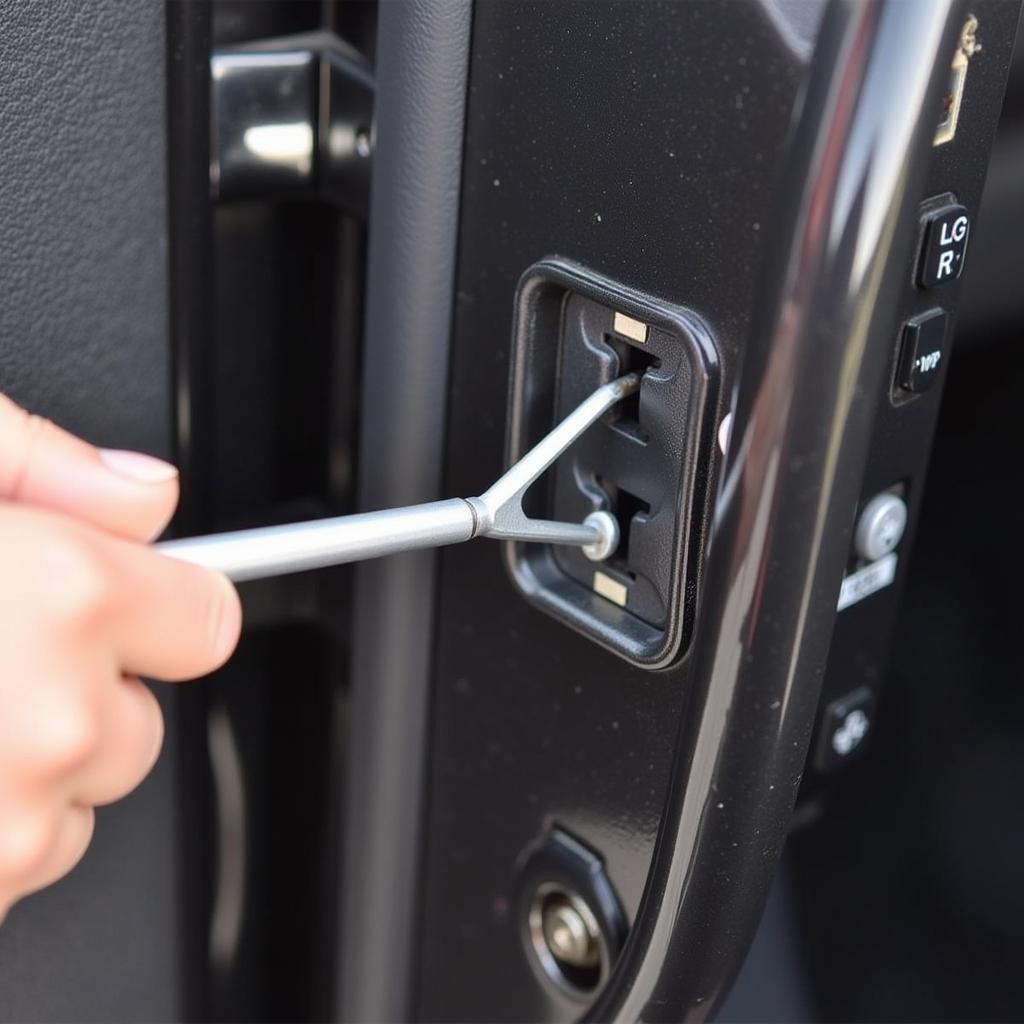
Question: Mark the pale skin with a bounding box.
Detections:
[0,394,242,920]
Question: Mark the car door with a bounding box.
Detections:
[0,1,1020,1021]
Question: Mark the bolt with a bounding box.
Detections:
[541,894,601,969]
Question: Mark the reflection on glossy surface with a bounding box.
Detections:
[210,35,374,213]
[590,2,961,1020]
[241,122,313,175]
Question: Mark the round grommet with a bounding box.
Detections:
[516,828,628,1002]
[854,492,908,562]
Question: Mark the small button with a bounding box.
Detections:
[897,309,949,394]
[917,203,970,288]
[854,492,907,563]
[816,688,875,772]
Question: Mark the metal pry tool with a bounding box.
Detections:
[157,374,640,582]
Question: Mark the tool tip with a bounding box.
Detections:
[616,372,642,396]
[582,510,619,562]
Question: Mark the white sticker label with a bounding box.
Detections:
[612,311,649,343]
[837,552,898,611]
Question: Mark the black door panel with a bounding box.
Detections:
[0,2,1021,1021]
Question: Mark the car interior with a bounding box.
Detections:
[0,1,1021,1021]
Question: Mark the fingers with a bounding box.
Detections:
[0,393,179,542]
[8,507,242,682]
[0,802,95,913]
[0,504,243,914]
[4,666,164,808]
[73,677,165,807]
[0,672,163,909]
[100,537,243,681]
[19,804,96,899]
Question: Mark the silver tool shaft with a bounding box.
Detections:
[157,499,476,582]
[157,374,639,582]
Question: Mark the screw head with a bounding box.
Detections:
[541,894,601,969]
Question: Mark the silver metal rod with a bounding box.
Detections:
[475,373,639,532]
[156,374,640,581]
[157,498,476,582]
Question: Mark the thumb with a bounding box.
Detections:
[0,394,180,542]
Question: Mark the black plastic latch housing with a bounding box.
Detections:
[503,259,720,669]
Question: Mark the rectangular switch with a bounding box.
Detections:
[917,201,970,288]
[897,309,949,394]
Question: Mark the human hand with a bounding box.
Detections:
[0,395,242,918]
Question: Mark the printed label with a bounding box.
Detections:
[837,552,898,611]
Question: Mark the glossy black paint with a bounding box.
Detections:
[418,3,814,1020]
[417,0,987,1019]
[789,14,1024,1008]
[594,3,967,1018]
[798,0,1021,806]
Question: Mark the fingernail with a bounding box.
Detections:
[99,449,179,484]
[211,574,243,665]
